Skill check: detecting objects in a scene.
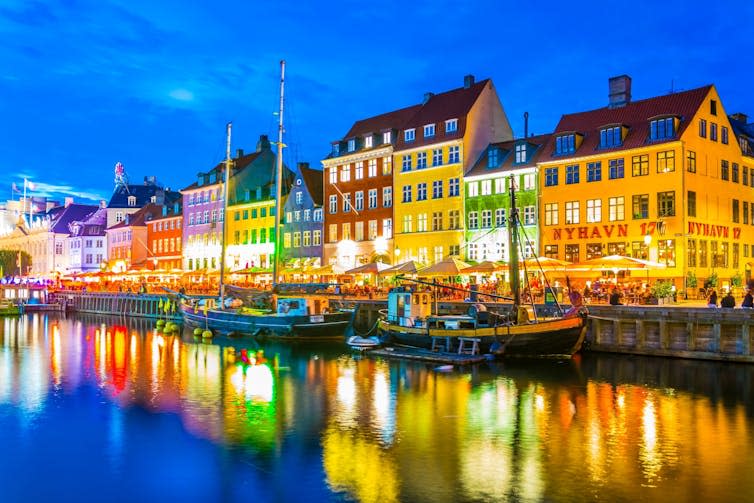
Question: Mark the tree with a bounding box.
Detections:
[0,250,32,276]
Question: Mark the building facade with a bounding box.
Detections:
[106,175,179,229]
[538,76,754,290]
[280,163,324,269]
[147,201,183,271]
[67,206,107,273]
[105,203,164,272]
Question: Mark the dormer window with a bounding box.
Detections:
[364,135,373,148]
[488,147,500,168]
[423,124,435,138]
[649,117,675,141]
[555,134,576,155]
[127,195,136,207]
[515,144,527,163]
[150,196,157,203]
[404,129,415,142]
[600,126,623,148]
[445,119,458,133]
[332,143,340,155]
[347,139,356,152]
[382,131,392,144]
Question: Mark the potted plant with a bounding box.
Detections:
[650,281,674,305]
[686,270,697,299]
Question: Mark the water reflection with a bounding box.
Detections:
[0,315,753,503]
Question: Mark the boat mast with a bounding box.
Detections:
[272,60,285,288]
[219,122,232,304]
[508,178,521,307]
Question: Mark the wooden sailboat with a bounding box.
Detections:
[181,61,356,340]
[376,181,588,358]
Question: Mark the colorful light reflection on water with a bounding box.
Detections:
[1,314,753,503]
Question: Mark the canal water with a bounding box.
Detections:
[1,314,753,503]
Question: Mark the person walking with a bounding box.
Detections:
[707,289,718,308]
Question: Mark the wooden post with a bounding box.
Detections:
[636,319,646,349]
[741,323,750,356]
[686,322,696,351]
[712,322,721,353]
[659,319,669,350]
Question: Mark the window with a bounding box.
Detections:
[342,223,351,240]
[710,99,717,116]
[586,199,602,223]
[343,193,352,213]
[448,210,460,230]
[555,134,575,154]
[355,191,364,211]
[424,124,435,137]
[329,167,337,184]
[127,195,136,207]
[733,199,740,223]
[566,164,579,184]
[650,117,674,140]
[402,155,412,172]
[468,181,479,197]
[493,208,505,227]
[329,224,338,242]
[295,191,303,205]
[188,214,194,226]
[313,209,323,221]
[383,131,392,144]
[658,191,675,217]
[699,118,707,138]
[448,178,459,197]
[688,191,696,217]
[445,119,458,133]
[565,201,580,224]
[488,147,500,167]
[364,135,373,149]
[515,144,527,163]
[587,162,602,182]
[733,163,740,183]
[721,160,729,180]
[523,173,535,190]
[383,187,392,207]
[659,239,676,267]
[347,139,356,152]
[340,165,351,182]
[586,243,603,260]
[432,211,443,231]
[417,152,427,169]
[710,123,718,141]
[600,126,622,148]
[368,189,377,209]
[722,126,729,144]
[404,129,415,142]
[448,145,460,163]
[293,232,301,247]
[481,180,492,195]
[657,150,675,173]
[432,180,443,199]
[402,215,413,233]
[745,202,749,225]
[686,150,697,173]
[283,233,291,248]
[545,203,558,225]
[383,156,392,175]
[417,182,427,201]
[607,242,626,256]
[243,209,250,220]
[608,196,625,221]
[329,195,337,213]
[304,209,311,221]
[368,220,378,240]
[609,158,625,179]
[468,211,478,229]
[545,167,558,186]
[313,230,321,245]
[368,159,377,177]
[355,162,364,179]
[303,231,311,247]
[355,222,364,241]
[544,245,558,259]
[699,240,708,267]
[632,155,648,176]
[565,244,580,263]
[383,218,392,238]
[481,210,492,228]
[432,148,443,166]
[744,166,750,186]
[524,206,535,225]
[402,185,412,203]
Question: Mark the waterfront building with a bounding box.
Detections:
[322,104,416,269]
[464,134,550,264]
[538,75,753,290]
[224,136,294,273]
[0,199,97,277]
[67,205,107,274]
[280,163,324,270]
[147,200,183,271]
[106,172,179,229]
[105,203,165,273]
[392,75,513,266]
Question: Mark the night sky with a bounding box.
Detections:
[1,0,752,204]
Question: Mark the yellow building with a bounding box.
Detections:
[392,75,512,265]
[226,199,276,270]
[539,75,754,291]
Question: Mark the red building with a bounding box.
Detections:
[147,202,183,271]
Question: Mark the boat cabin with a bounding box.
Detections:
[387,288,433,327]
[276,295,335,316]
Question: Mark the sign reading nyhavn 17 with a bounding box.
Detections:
[551,222,742,240]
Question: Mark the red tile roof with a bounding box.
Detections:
[106,203,164,230]
[543,85,712,158]
[299,164,324,206]
[465,133,552,178]
[345,104,422,139]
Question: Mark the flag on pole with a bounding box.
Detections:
[27,180,36,190]
[11,182,19,193]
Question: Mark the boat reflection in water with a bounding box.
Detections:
[1,314,754,503]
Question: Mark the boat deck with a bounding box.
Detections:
[368,346,489,365]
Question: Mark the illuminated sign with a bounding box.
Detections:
[687,221,741,239]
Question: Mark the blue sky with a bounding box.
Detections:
[1,0,752,204]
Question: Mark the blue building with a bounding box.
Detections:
[280,163,324,269]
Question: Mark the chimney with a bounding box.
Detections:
[608,75,632,108]
[524,111,529,139]
[730,112,749,124]
[463,74,475,89]
[297,162,310,171]
[423,92,434,104]
[236,148,244,158]
[100,200,107,208]
[257,134,271,152]
[64,197,73,207]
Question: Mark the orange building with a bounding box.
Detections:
[147,201,183,271]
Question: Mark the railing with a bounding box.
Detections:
[49,290,182,320]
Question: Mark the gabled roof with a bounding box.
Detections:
[106,203,164,230]
[108,182,179,208]
[299,165,324,206]
[69,207,107,237]
[344,104,422,139]
[180,150,264,192]
[543,85,712,158]
[466,134,552,178]
[48,204,99,234]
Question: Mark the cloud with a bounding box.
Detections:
[168,88,195,102]
[21,180,105,204]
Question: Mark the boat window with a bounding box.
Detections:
[413,294,420,305]
[422,294,428,304]
[289,300,300,309]
[397,296,405,309]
